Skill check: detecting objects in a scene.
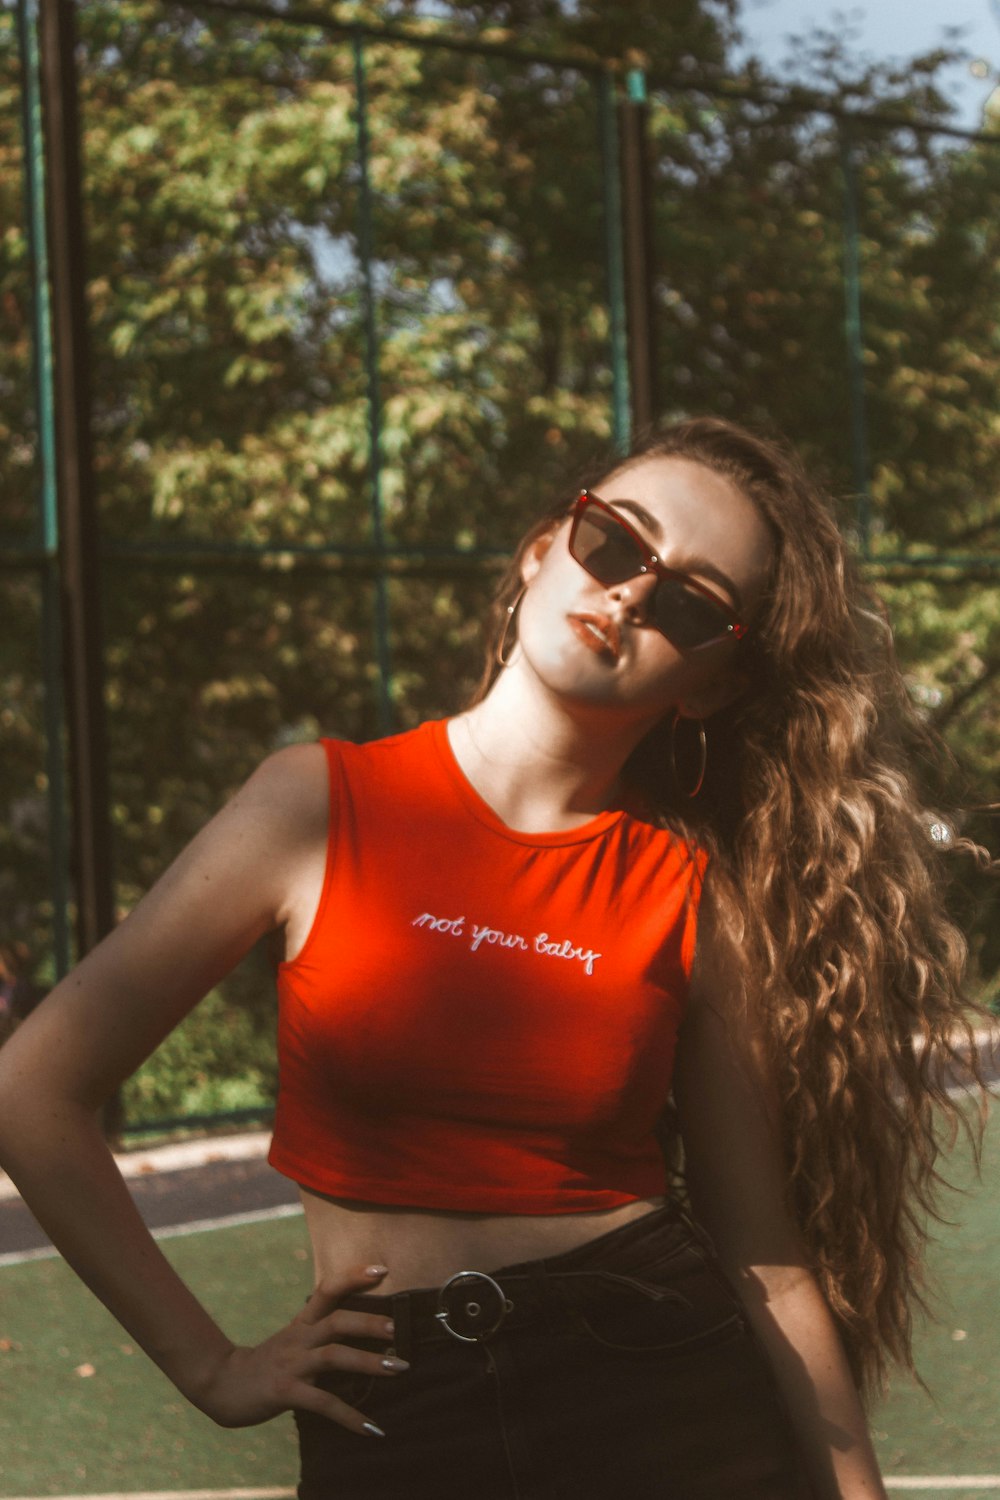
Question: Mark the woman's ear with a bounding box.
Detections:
[520,525,559,585]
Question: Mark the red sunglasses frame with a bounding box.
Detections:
[568,490,748,650]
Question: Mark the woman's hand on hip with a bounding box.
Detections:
[194,1264,405,1433]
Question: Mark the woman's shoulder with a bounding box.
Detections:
[244,723,430,835]
[251,738,330,786]
[242,741,332,847]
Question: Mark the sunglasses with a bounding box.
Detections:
[567,490,748,652]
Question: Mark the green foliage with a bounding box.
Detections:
[0,0,997,1110]
[121,959,278,1124]
[0,7,37,546]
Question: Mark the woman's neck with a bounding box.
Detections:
[450,678,655,834]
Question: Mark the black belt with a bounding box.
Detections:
[342,1264,691,1359]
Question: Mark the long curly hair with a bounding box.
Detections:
[471,415,993,1402]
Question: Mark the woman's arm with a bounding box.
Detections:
[672,886,889,1500]
[0,746,398,1432]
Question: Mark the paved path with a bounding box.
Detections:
[0,1133,301,1263]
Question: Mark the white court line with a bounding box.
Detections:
[0,1202,304,1268]
[0,1491,295,1500]
[886,1481,1000,1491]
[2,1483,1000,1500]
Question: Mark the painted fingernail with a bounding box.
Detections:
[363,1420,387,1438]
[383,1319,395,1337]
[365,1264,389,1278]
[381,1355,410,1371]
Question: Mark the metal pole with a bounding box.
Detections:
[37,0,115,955]
[618,65,657,434]
[839,130,871,554]
[352,29,394,736]
[599,71,631,455]
[16,0,72,978]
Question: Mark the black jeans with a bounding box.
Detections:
[295,1200,813,1499]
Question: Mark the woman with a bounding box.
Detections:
[0,417,989,1500]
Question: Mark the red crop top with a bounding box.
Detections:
[268,718,707,1213]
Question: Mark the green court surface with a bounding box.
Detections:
[0,1218,306,1496]
[0,1107,997,1498]
[869,1101,1000,1496]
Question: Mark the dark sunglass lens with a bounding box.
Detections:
[573,509,641,584]
[654,579,731,649]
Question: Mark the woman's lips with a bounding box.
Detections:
[567,613,621,661]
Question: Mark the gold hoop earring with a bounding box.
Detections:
[669,711,707,799]
[496,586,526,668]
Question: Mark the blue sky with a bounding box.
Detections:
[734,0,1000,128]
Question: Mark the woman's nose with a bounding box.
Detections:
[607,571,658,621]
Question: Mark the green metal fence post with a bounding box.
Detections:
[37,0,115,962]
[352,29,394,736]
[839,129,872,555]
[599,69,632,456]
[16,0,71,977]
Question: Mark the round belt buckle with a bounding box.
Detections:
[434,1271,514,1343]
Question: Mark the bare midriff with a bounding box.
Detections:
[300,1190,667,1294]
